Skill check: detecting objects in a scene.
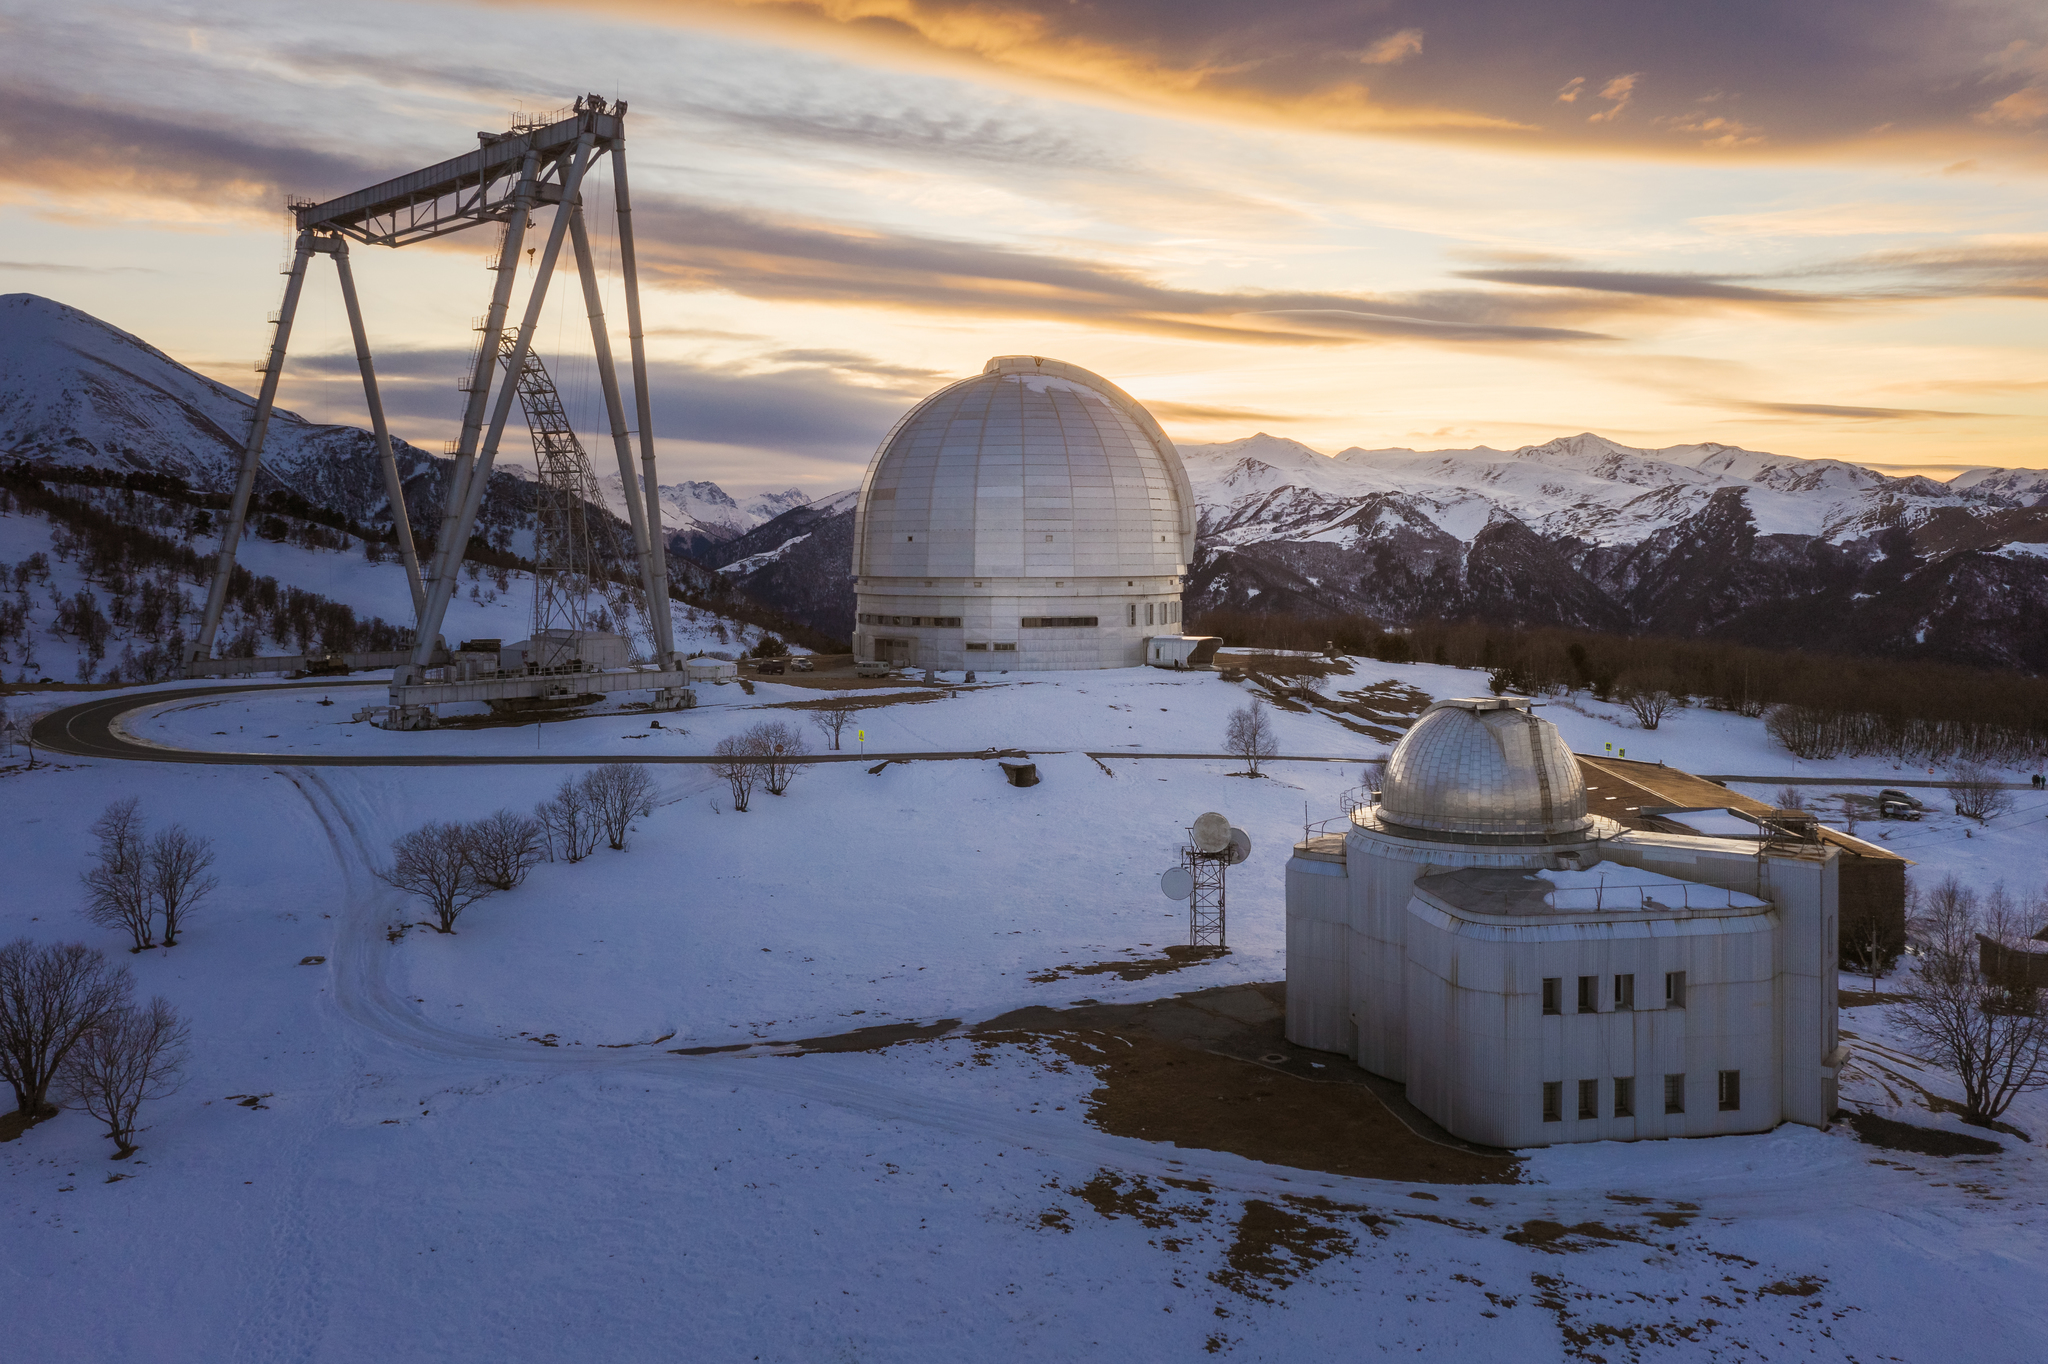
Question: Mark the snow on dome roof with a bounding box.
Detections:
[1376,697,1595,843]
[852,356,1195,580]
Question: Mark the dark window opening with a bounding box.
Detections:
[1614,974,1635,1010]
[1578,1079,1598,1120]
[1577,976,1598,1013]
[1542,1082,1562,1123]
[1718,1070,1741,1112]
[1541,977,1561,1015]
[1020,617,1098,628]
[1664,1074,1686,1115]
[1613,1076,1634,1118]
[1665,971,1687,1007]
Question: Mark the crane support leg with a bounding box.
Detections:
[409,134,600,674]
[188,230,316,669]
[611,133,673,661]
[330,238,426,618]
[570,208,669,663]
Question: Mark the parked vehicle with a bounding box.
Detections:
[791,657,813,673]
[1877,789,1925,820]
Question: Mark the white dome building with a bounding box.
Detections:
[1287,697,1844,1148]
[851,356,1196,671]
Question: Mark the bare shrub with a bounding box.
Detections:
[535,777,601,863]
[469,809,544,889]
[745,720,807,796]
[1766,704,1844,760]
[1224,698,1278,777]
[1945,760,2015,824]
[711,735,760,812]
[61,996,188,1158]
[0,939,133,1117]
[1617,673,1682,730]
[146,826,216,947]
[379,822,494,933]
[1894,876,2048,1125]
[1773,785,1808,812]
[583,762,657,850]
[81,799,153,952]
[809,694,859,751]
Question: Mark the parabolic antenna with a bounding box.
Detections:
[1192,811,1232,853]
[1160,866,1195,901]
[1225,828,1252,866]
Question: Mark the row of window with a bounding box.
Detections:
[857,614,965,628]
[963,642,1017,652]
[1540,972,1688,1015]
[1542,1071,1740,1121]
[856,607,1181,630]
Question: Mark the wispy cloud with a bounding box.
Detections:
[1585,74,1640,124]
[1723,400,2000,422]
[1358,29,1424,66]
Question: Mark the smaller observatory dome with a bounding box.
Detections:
[1377,698,1592,843]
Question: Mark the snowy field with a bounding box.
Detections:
[7,653,2048,1361]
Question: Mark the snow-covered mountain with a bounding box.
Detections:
[595,474,811,560]
[1178,431,2048,670]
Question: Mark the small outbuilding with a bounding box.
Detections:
[1145,635,1222,669]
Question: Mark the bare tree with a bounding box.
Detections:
[583,762,657,850]
[378,822,495,933]
[711,735,760,812]
[1946,760,2015,824]
[1224,699,1278,777]
[81,799,154,952]
[535,777,600,863]
[745,720,808,796]
[1617,673,1682,730]
[809,694,859,751]
[146,825,216,948]
[468,809,545,889]
[61,995,188,1158]
[0,939,133,1118]
[1774,785,1809,812]
[1893,876,2048,1126]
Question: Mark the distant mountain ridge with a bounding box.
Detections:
[11,291,2048,668]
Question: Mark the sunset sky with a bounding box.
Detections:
[3,0,2045,495]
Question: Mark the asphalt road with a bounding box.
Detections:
[26,680,2043,789]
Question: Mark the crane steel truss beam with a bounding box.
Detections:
[186,95,676,681]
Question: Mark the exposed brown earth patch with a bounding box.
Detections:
[1505,1218,1648,1253]
[1027,945,1229,984]
[0,1108,57,1142]
[1838,989,1913,1007]
[971,983,1520,1184]
[670,1016,963,1056]
[1845,1109,2005,1157]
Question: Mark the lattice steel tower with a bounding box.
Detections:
[493,331,635,668]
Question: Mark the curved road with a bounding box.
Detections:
[29,679,1371,768]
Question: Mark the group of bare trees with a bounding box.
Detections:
[1892,877,2048,1128]
[379,763,658,932]
[711,720,808,812]
[80,799,217,951]
[0,939,188,1157]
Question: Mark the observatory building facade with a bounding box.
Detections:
[851,356,1196,671]
[1287,697,1843,1148]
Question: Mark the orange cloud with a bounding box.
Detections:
[1358,28,1424,66]
[1585,73,1640,124]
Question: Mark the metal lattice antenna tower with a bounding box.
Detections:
[493,332,637,666]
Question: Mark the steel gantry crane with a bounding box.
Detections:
[186,94,682,712]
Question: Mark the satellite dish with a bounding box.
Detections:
[1160,867,1195,901]
[1192,811,1231,853]
[1225,827,1252,865]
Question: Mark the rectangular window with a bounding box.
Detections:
[1146,602,1155,626]
[1019,617,1099,628]
[1718,1070,1741,1112]
[1614,973,1635,1010]
[1664,1074,1686,1115]
[965,643,988,652]
[1665,971,1687,1008]
[1577,976,1598,1013]
[1578,1079,1598,1120]
[1129,604,1137,626]
[1541,977,1561,1015]
[992,642,1016,652]
[1542,1081,1562,1122]
[1613,1076,1634,1118]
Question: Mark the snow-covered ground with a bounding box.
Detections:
[7,655,2048,1360]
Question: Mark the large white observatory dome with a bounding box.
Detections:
[1375,697,1596,843]
[851,356,1196,671]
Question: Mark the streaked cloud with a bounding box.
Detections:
[1724,400,2003,422]
[1358,29,1424,67]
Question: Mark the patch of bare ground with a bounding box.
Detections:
[761,688,953,712]
[1845,1109,2005,1157]
[669,1016,963,1056]
[1028,945,1228,985]
[0,1108,57,1142]
[974,983,1520,1184]
[1838,989,1913,1007]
